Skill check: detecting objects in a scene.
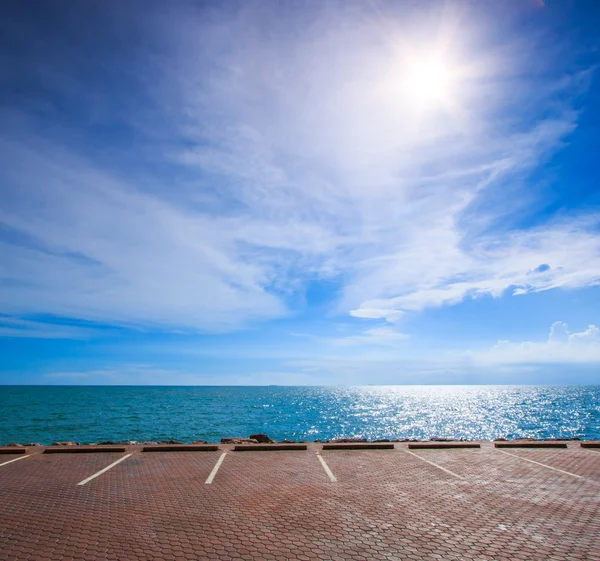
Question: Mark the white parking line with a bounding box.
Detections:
[205,452,226,484]
[0,455,29,468]
[77,454,132,486]
[403,449,464,480]
[497,450,583,479]
[316,452,337,482]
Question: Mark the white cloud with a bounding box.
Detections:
[549,321,570,344]
[349,308,404,323]
[0,3,598,333]
[332,326,409,347]
[569,324,600,343]
[466,322,600,365]
[0,136,287,331]
[348,217,600,321]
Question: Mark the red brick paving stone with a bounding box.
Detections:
[1,444,600,560]
[497,446,600,483]
[324,446,599,560]
[402,443,580,485]
[0,454,28,465]
[82,451,229,559]
[0,452,136,560]
[403,445,599,557]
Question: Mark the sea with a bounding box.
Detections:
[1,385,599,445]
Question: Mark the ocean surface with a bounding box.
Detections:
[1,385,599,445]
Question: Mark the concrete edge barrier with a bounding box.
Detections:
[409,443,480,449]
[0,448,27,454]
[580,441,600,448]
[143,445,219,452]
[494,442,567,449]
[322,443,395,450]
[234,444,308,451]
[43,446,127,454]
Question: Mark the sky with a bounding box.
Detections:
[1,0,600,385]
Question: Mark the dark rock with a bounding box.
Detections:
[279,440,298,444]
[51,441,79,446]
[374,439,390,443]
[98,441,117,445]
[329,438,367,443]
[495,437,507,441]
[430,438,454,442]
[221,437,259,444]
[22,443,42,447]
[159,440,182,445]
[192,440,208,444]
[249,434,274,444]
[4,443,22,447]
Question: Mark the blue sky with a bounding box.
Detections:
[1,0,600,385]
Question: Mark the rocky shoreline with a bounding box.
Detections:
[2,434,585,447]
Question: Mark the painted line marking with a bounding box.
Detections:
[403,449,464,480]
[205,452,226,484]
[497,450,583,479]
[0,455,29,468]
[316,452,337,482]
[77,453,132,486]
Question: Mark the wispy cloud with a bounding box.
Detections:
[0,1,597,337]
[0,135,287,330]
[276,320,600,384]
[44,365,208,385]
[0,316,97,339]
[328,326,409,347]
[349,215,600,320]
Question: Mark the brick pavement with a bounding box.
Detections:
[0,443,599,560]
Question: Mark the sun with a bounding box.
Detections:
[403,55,454,106]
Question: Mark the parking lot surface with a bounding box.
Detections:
[0,442,599,560]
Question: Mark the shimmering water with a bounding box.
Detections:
[1,385,599,444]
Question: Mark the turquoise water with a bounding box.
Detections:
[1,385,599,444]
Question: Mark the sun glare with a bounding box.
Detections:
[404,55,454,106]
